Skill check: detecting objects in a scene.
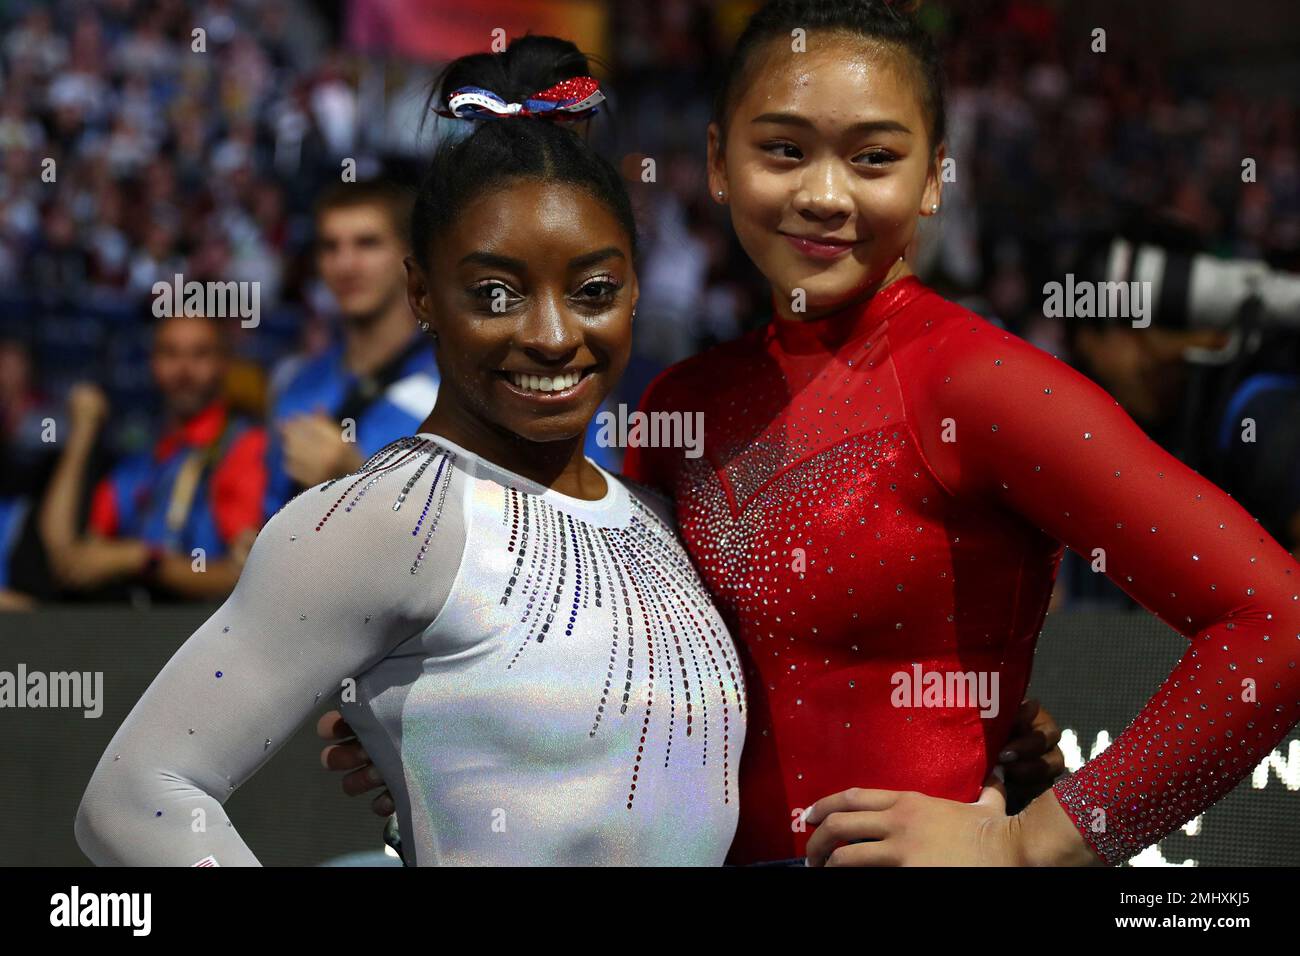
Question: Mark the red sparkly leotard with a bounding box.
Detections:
[623,275,1300,865]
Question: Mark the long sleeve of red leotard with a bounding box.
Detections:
[908,318,1300,865]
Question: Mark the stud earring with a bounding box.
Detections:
[930,203,939,213]
[717,190,725,200]
[419,321,430,332]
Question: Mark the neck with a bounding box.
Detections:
[342,297,417,375]
[417,399,604,502]
[167,395,218,426]
[774,258,913,323]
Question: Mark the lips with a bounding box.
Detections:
[781,232,860,260]
[495,367,595,402]
[506,370,584,392]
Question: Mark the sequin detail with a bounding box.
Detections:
[497,484,744,807]
[316,436,744,812]
[624,274,1300,865]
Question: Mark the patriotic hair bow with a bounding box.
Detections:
[436,76,605,121]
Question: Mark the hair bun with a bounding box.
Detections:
[436,35,593,117]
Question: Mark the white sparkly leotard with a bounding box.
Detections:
[75,433,746,866]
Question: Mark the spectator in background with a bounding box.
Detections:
[1214,370,1300,557]
[0,338,57,609]
[38,312,265,602]
[263,177,438,516]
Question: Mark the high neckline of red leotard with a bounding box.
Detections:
[768,274,926,355]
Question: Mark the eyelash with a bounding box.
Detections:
[760,142,898,167]
[575,276,621,301]
[469,280,518,305]
[467,277,622,309]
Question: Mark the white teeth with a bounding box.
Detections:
[508,370,583,393]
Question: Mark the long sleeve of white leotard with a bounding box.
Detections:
[74,439,466,866]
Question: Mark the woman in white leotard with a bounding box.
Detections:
[74,36,745,866]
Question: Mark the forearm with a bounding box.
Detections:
[38,424,98,557]
[153,554,246,600]
[73,466,447,867]
[1046,597,1299,864]
[1012,789,1105,866]
[924,329,1300,865]
[75,770,261,867]
[340,443,364,475]
[53,537,149,590]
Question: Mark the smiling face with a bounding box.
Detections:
[407,179,637,446]
[151,315,226,419]
[708,32,944,319]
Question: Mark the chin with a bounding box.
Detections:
[488,405,588,441]
[511,422,589,447]
[339,294,383,318]
[776,273,858,309]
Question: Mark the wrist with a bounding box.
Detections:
[138,542,165,580]
[66,420,100,450]
[340,442,363,472]
[1013,789,1107,867]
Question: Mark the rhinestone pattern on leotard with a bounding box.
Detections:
[322,436,746,810]
[625,275,1300,865]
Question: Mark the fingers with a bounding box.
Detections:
[320,740,369,773]
[823,841,898,867]
[1016,697,1041,727]
[340,763,385,797]
[976,765,1007,808]
[1001,699,1061,763]
[804,810,891,866]
[998,726,1059,764]
[315,710,353,742]
[804,787,899,826]
[1030,702,1063,748]
[372,790,394,817]
[1003,746,1066,785]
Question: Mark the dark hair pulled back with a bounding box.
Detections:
[412,35,638,267]
[713,0,945,158]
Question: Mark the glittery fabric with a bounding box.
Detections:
[76,433,744,866]
[623,275,1300,865]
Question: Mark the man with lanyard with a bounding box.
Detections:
[39,312,266,601]
[263,177,441,516]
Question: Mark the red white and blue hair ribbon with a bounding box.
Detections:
[436,76,605,121]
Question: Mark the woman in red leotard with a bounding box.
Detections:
[623,0,1300,865]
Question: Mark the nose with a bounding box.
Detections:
[338,245,363,272]
[793,158,854,221]
[516,293,582,364]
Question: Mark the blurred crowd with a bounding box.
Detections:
[0,0,1297,611]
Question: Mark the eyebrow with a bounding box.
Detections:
[458,247,625,270]
[751,111,913,136]
[459,251,526,270]
[568,246,625,270]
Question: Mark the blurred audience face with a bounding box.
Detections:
[1073,326,1230,426]
[0,340,31,413]
[150,315,226,421]
[707,33,942,317]
[316,202,408,323]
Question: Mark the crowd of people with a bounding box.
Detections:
[0,0,1297,610]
